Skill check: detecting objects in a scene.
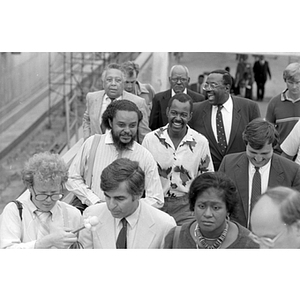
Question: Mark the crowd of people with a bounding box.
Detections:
[1,57,300,249]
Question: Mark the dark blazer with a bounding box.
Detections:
[189,96,261,171]
[149,89,205,130]
[253,60,271,83]
[219,152,300,227]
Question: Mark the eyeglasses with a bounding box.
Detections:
[203,82,223,91]
[169,110,189,119]
[286,80,300,86]
[31,186,64,201]
[170,77,188,83]
[248,225,287,248]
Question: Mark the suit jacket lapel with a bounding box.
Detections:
[202,105,222,155]
[227,97,241,151]
[95,91,105,133]
[269,155,285,186]
[94,211,116,248]
[133,202,156,248]
[234,154,249,219]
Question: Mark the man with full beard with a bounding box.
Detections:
[142,93,214,225]
[66,100,163,211]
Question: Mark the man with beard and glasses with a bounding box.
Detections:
[82,63,150,143]
[66,100,164,211]
[142,93,214,225]
[189,69,260,171]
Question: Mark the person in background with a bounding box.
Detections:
[143,93,214,225]
[250,186,300,249]
[225,66,235,94]
[266,62,300,154]
[0,152,82,249]
[82,63,150,143]
[149,65,205,130]
[189,69,260,171]
[219,118,300,229]
[79,158,176,249]
[253,55,271,101]
[163,172,258,249]
[122,61,155,116]
[189,74,206,96]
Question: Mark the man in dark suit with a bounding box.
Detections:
[219,118,300,228]
[189,69,260,171]
[253,55,271,101]
[149,65,205,130]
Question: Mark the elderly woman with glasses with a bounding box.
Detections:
[250,186,300,249]
[0,152,82,249]
[164,172,258,249]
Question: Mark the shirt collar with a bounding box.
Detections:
[249,159,271,172]
[281,88,300,102]
[172,88,187,97]
[104,93,122,101]
[105,130,135,151]
[135,81,149,95]
[116,202,141,229]
[213,95,233,112]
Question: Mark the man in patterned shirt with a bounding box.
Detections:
[142,93,214,225]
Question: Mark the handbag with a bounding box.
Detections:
[65,134,101,214]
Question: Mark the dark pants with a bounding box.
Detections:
[161,195,195,226]
[256,81,265,100]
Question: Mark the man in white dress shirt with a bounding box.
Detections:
[79,158,176,249]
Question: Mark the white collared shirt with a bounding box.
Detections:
[114,203,141,249]
[100,94,122,123]
[171,88,187,97]
[211,96,233,144]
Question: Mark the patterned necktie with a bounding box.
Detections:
[116,218,127,249]
[216,105,227,154]
[35,210,51,239]
[251,167,261,211]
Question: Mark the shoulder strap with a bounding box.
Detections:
[172,226,181,249]
[86,134,101,187]
[12,200,23,221]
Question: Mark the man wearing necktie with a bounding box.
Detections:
[189,69,260,171]
[79,158,176,249]
[219,118,300,228]
[82,63,151,143]
[0,152,82,249]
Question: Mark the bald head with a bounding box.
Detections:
[250,186,300,249]
[169,65,190,93]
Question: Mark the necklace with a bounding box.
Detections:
[194,221,229,249]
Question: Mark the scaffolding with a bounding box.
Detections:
[48,52,122,150]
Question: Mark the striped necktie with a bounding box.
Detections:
[35,210,51,239]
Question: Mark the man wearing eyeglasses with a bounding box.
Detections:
[266,62,300,155]
[250,186,300,249]
[189,69,260,171]
[82,63,150,143]
[0,152,82,249]
[149,64,205,130]
[143,93,214,225]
